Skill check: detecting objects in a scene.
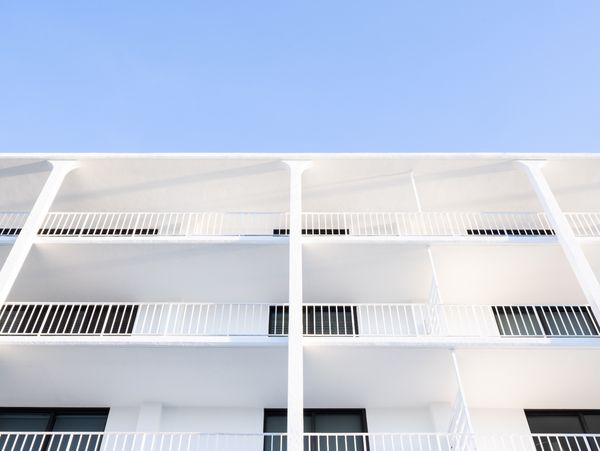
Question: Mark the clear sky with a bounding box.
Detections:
[1,1,599,153]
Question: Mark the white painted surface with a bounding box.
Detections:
[160,407,263,433]
[366,407,437,432]
[105,407,139,432]
[136,402,163,431]
[9,243,289,303]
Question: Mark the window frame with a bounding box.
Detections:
[0,407,109,432]
[263,408,369,433]
[526,409,600,434]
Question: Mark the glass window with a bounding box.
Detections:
[493,306,599,337]
[268,307,359,336]
[264,409,366,451]
[0,409,108,451]
[526,410,600,451]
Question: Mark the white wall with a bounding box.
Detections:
[470,408,535,451]
[105,407,139,431]
[105,406,264,433]
[160,407,264,433]
[366,407,441,433]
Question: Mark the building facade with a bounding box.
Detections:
[0,153,600,451]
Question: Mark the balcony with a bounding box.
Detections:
[0,432,286,451]
[1,211,600,242]
[0,432,596,451]
[0,302,596,344]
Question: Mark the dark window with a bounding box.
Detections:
[0,304,138,336]
[264,409,368,451]
[0,228,22,236]
[526,410,600,451]
[268,306,359,336]
[273,229,350,236]
[38,228,158,236]
[466,228,555,236]
[492,306,599,337]
[0,409,108,451]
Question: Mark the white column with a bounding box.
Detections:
[136,402,163,431]
[517,160,600,319]
[409,172,443,303]
[0,160,78,305]
[283,160,311,451]
[450,351,474,433]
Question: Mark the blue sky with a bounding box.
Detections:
[1,1,599,153]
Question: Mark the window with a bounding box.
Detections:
[466,228,555,236]
[273,229,350,236]
[492,306,599,337]
[0,304,138,335]
[0,409,108,451]
[526,410,600,451]
[264,409,368,451]
[38,228,158,236]
[268,306,359,336]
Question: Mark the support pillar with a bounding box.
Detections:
[283,160,311,451]
[409,172,442,303]
[0,160,78,305]
[136,402,163,431]
[517,160,600,320]
[450,351,474,433]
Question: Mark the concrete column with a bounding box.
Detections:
[136,402,163,431]
[409,172,442,303]
[0,160,78,304]
[517,160,600,319]
[450,351,474,433]
[283,160,312,451]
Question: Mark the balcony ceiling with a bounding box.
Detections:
[304,347,457,408]
[432,244,586,305]
[0,345,287,408]
[9,242,289,303]
[457,348,600,409]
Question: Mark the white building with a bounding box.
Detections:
[0,153,600,451]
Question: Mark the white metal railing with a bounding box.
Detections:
[38,212,290,237]
[0,303,287,337]
[0,302,597,339]
[0,212,28,236]
[565,212,600,237]
[302,303,600,338]
[303,433,600,451]
[0,432,286,451]
[301,212,554,237]
[0,432,598,451]
[3,211,600,238]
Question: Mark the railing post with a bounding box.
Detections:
[0,160,78,305]
[517,160,600,322]
[283,160,312,451]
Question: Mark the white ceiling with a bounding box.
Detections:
[0,345,287,408]
[457,348,600,409]
[303,243,432,302]
[9,242,289,303]
[50,159,290,212]
[304,347,457,408]
[432,244,586,305]
[303,159,542,212]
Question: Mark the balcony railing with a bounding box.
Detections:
[1,211,600,239]
[0,302,597,339]
[304,433,600,451]
[0,432,286,451]
[0,212,28,236]
[301,212,555,237]
[0,303,287,337]
[300,303,600,338]
[0,433,597,451]
[38,212,290,237]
